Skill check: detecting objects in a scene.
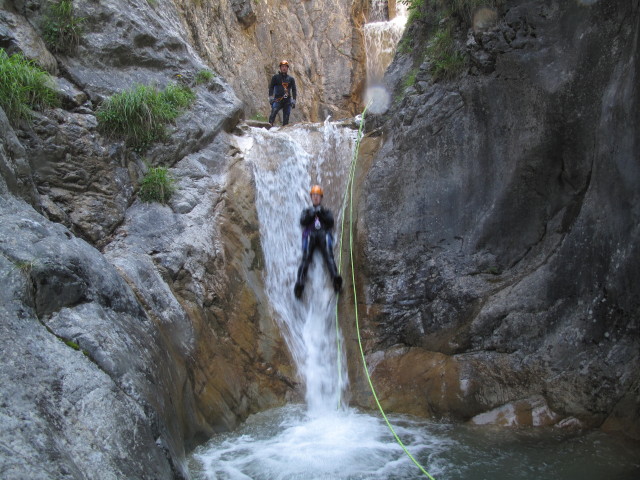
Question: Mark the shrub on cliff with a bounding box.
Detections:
[0,49,60,124]
[96,83,196,152]
[41,0,85,53]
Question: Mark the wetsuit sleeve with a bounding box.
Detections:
[300,207,315,227]
[291,77,297,100]
[319,207,334,230]
[269,75,276,97]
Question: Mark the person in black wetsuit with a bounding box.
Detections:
[268,60,297,127]
[294,185,343,299]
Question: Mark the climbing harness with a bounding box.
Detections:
[334,105,437,480]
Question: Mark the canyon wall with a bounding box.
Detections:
[0,0,368,478]
[348,0,639,438]
[1,0,639,478]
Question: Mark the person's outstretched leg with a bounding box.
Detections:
[320,232,342,293]
[295,232,316,298]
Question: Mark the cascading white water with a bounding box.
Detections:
[190,121,450,480]
[187,7,640,479]
[245,121,355,414]
[364,2,408,85]
[369,0,389,22]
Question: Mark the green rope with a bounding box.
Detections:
[335,107,367,409]
[335,105,437,480]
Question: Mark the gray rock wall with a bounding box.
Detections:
[351,0,640,437]
[0,194,180,479]
[1,0,312,477]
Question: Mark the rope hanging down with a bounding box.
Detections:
[335,106,437,480]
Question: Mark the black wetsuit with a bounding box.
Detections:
[268,72,297,126]
[294,205,342,298]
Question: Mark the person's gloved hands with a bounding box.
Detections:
[291,98,296,109]
[268,97,274,104]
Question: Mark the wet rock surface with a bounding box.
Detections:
[0,195,178,479]
[353,0,640,437]
[0,0,297,477]
[1,0,639,478]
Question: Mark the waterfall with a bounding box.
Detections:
[369,0,389,22]
[189,124,640,480]
[364,1,408,85]
[243,120,357,414]
[191,122,449,480]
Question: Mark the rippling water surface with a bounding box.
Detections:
[189,404,640,480]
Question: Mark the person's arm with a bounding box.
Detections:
[268,76,275,101]
[319,207,334,229]
[300,207,315,227]
[291,77,297,100]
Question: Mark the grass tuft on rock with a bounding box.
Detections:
[195,69,215,85]
[41,0,85,53]
[139,166,175,204]
[96,83,196,152]
[0,49,60,124]
[427,24,467,81]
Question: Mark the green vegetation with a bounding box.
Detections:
[11,259,37,276]
[139,165,175,203]
[403,68,418,89]
[0,49,59,124]
[400,0,427,22]
[41,0,85,53]
[400,0,501,83]
[64,339,81,350]
[427,24,466,81]
[195,69,215,85]
[448,0,500,23]
[62,338,90,356]
[161,83,197,109]
[251,112,268,122]
[96,83,196,151]
[402,0,500,23]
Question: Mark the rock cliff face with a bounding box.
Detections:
[350,0,640,438]
[176,0,368,121]
[1,0,357,478]
[1,0,639,478]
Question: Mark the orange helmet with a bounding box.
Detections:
[310,185,323,196]
[279,60,289,66]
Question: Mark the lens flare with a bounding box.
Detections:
[365,85,391,115]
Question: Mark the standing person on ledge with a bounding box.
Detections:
[268,60,297,127]
[294,185,342,299]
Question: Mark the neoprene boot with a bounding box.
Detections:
[333,276,342,293]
